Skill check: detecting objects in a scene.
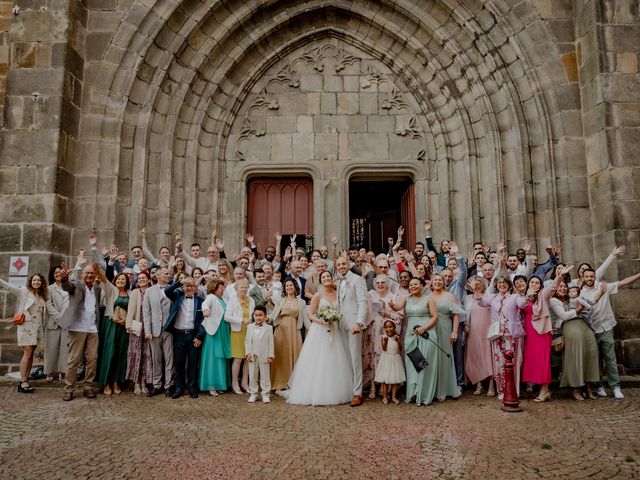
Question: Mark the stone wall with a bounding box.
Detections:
[0,0,639,372]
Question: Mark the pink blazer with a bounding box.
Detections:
[522,275,561,335]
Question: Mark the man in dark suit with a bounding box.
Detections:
[58,259,103,401]
[163,276,206,399]
[283,260,306,301]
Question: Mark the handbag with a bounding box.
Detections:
[130,320,143,337]
[487,320,501,341]
[11,312,25,326]
[112,306,127,325]
[406,345,428,372]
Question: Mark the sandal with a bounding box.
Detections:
[103,385,113,395]
[392,398,400,405]
[473,384,483,396]
[571,389,585,401]
[368,389,377,399]
[209,391,219,396]
[18,382,34,393]
[382,397,388,405]
[533,391,552,403]
[113,384,122,395]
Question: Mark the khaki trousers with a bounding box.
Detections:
[64,331,99,391]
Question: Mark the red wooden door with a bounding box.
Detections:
[247,178,314,252]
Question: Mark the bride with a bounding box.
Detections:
[286,271,354,406]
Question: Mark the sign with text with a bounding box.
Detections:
[9,256,29,276]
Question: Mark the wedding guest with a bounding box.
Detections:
[164,276,206,399]
[374,320,406,405]
[0,273,48,393]
[389,277,439,406]
[96,270,129,395]
[171,256,189,281]
[520,266,571,402]
[44,265,70,382]
[269,278,307,393]
[218,259,233,285]
[249,268,270,308]
[364,275,404,398]
[245,306,275,403]
[463,276,495,396]
[200,280,231,395]
[59,259,103,401]
[142,267,174,397]
[125,271,153,395]
[429,273,464,401]
[550,281,602,401]
[225,278,254,394]
[477,274,526,399]
[581,267,640,399]
[140,228,171,268]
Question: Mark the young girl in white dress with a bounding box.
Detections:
[374,320,406,404]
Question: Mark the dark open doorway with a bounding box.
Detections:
[349,177,415,253]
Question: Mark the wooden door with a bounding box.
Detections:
[400,182,416,249]
[247,178,313,252]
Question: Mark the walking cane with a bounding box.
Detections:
[412,326,451,358]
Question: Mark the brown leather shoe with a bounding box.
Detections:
[350,395,363,407]
[62,390,73,401]
[83,389,96,399]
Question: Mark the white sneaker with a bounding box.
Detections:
[262,395,271,404]
[248,394,257,403]
[275,389,289,397]
[134,384,142,395]
[613,388,624,399]
[596,386,607,397]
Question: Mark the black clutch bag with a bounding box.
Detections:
[407,346,428,372]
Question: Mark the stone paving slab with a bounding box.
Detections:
[0,386,639,479]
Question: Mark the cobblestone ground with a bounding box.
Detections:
[1,384,639,479]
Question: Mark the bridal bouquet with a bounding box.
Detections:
[317,304,342,333]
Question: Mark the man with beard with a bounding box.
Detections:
[581,267,640,399]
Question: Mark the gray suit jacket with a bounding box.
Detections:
[142,284,171,338]
[337,271,368,330]
[57,268,102,331]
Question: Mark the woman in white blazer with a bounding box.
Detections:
[45,265,70,381]
[0,273,48,393]
[224,278,255,394]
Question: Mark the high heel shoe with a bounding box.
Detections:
[473,384,483,396]
[533,391,551,402]
[18,382,34,393]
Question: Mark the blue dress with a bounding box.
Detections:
[434,297,464,399]
[199,298,231,391]
[404,294,439,406]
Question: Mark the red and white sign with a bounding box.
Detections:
[9,256,29,276]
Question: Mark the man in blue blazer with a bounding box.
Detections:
[163,276,206,399]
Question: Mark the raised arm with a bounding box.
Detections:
[618,271,640,289]
[140,229,159,265]
[596,245,625,280]
[0,277,22,295]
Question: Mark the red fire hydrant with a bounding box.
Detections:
[501,350,522,412]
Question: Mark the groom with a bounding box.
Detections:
[335,256,368,406]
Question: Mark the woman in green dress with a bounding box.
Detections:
[390,277,439,406]
[429,273,465,401]
[199,280,232,395]
[97,270,130,395]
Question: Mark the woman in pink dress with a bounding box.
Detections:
[463,276,495,396]
[520,265,573,402]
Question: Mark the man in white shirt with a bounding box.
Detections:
[581,268,640,399]
[58,261,102,401]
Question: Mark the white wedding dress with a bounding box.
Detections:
[286,298,354,406]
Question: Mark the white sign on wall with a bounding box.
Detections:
[9,256,29,276]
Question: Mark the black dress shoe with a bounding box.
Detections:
[189,391,199,399]
[171,391,184,399]
[148,387,164,397]
[165,389,173,398]
[83,389,97,399]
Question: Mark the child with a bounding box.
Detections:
[568,285,594,326]
[374,320,406,404]
[245,306,274,403]
[270,271,283,300]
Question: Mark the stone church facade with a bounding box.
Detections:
[0,1,639,371]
